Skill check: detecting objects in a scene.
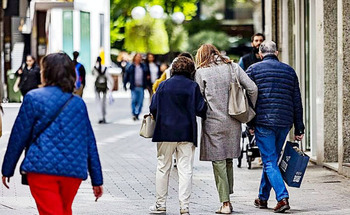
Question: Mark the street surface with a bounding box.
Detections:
[1,91,350,214]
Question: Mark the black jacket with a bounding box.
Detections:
[239,51,262,71]
[16,65,41,96]
[124,63,150,90]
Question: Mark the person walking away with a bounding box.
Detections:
[16,55,41,97]
[246,41,304,213]
[149,56,207,215]
[72,51,86,97]
[124,53,150,120]
[146,53,161,101]
[93,57,114,124]
[195,44,258,214]
[1,52,103,215]
[152,52,193,93]
[238,33,265,71]
[152,53,194,168]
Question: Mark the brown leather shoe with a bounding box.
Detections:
[254,198,268,209]
[274,198,290,213]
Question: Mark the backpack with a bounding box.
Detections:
[75,63,82,89]
[95,67,108,92]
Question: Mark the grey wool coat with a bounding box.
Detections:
[195,60,258,161]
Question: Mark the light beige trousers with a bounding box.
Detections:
[156,142,195,209]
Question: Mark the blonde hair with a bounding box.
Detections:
[195,44,231,69]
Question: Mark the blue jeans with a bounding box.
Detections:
[131,87,144,117]
[255,126,290,201]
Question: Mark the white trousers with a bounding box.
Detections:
[156,142,195,209]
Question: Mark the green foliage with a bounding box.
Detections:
[110,0,203,50]
[164,18,189,53]
[188,30,230,54]
[183,17,221,36]
[124,15,169,54]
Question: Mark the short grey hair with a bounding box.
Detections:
[259,41,277,57]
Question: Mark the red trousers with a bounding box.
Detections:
[27,173,82,215]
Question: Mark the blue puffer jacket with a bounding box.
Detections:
[246,55,305,135]
[1,86,103,186]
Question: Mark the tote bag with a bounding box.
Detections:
[140,114,156,138]
[228,64,255,123]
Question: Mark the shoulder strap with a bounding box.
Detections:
[229,63,241,87]
[76,63,82,70]
[29,95,74,146]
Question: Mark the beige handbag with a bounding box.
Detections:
[140,114,156,138]
[228,64,255,123]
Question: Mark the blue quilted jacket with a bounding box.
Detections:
[246,55,305,135]
[1,86,103,186]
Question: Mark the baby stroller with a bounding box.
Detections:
[237,126,260,169]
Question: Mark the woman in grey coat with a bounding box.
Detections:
[195,44,258,214]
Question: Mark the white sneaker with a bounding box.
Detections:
[149,204,166,214]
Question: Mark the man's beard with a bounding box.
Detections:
[253,47,259,54]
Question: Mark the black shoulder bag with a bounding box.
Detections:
[21,95,74,185]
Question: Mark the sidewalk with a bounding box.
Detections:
[0,97,350,214]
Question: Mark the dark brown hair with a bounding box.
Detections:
[171,56,195,77]
[41,52,76,93]
[251,33,265,42]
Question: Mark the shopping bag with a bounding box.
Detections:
[140,114,156,138]
[279,141,309,188]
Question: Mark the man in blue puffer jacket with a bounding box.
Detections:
[246,41,305,213]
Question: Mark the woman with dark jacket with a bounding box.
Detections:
[2,52,103,215]
[149,56,207,215]
[16,55,41,96]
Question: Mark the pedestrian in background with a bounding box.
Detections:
[145,53,161,101]
[73,51,86,97]
[124,53,150,121]
[15,55,41,97]
[1,52,103,215]
[238,33,265,71]
[116,51,130,83]
[246,41,304,213]
[93,56,114,124]
[195,44,257,214]
[149,56,207,215]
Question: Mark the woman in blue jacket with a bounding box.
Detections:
[149,56,207,215]
[1,52,103,215]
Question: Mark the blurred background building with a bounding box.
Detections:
[0,0,110,101]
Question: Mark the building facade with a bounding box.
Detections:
[1,0,110,100]
[263,0,350,177]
